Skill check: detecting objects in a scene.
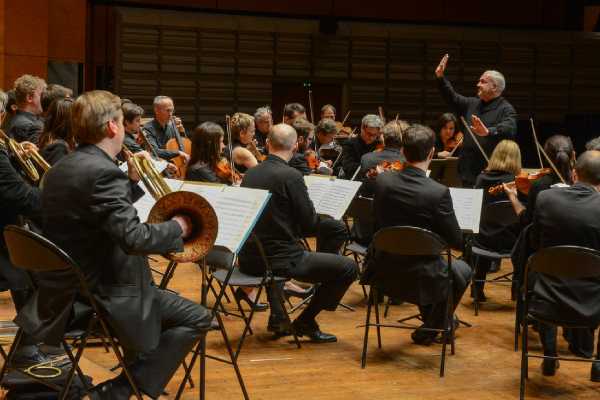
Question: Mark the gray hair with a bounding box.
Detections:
[153,95,172,106]
[361,114,384,129]
[484,70,506,94]
[269,123,297,151]
[0,90,7,113]
[254,106,272,121]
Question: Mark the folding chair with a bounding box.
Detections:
[360,226,456,377]
[469,200,519,315]
[0,225,143,399]
[519,245,600,399]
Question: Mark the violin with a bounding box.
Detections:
[335,110,353,136]
[214,158,241,185]
[304,149,319,170]
[488,168,552,196]
[366,160,405,179]
[443,131,464,152]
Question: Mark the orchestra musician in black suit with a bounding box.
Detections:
[365,124,472,345]
[340,114,382,179]
[239,123,357,343]
[36,90,212,399]
[527,150,600,380]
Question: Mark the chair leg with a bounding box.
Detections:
[231,286,254,336]
[520,319,529,400]
[277,283,301,349]
[472,255,480,316]
[361,288,373,369]
[216,312,250,400]
[0,328,24,382]
[174,338,203,400]
[373,288,382,349]
[234,283,265,359]
[383,297,391,318]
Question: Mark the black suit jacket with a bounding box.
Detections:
[364,166,462,305]
[437,77,517,185]
[32,144,184,351]
[6,110,44,144]
[340,135,377,179]
[529,183,600,325]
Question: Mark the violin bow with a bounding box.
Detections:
[225,115,236,177]
[530,118,544,169]
[448,135,464,157]
[460,116,489,163]
[341,110,351,126]
[308,85,315,123]
[378,106,386,124]
[282,104,286,123]
[530,118,567,185]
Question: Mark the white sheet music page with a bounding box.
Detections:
[448,188,484,234]
[133,182,158,222]
[304,175,362,220]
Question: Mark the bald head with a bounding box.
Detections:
[575,150,600,186]
[268,123,297,151]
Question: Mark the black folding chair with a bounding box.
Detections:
[360,226,456,377]
[0,225,143,400]
[519,245,600,399]
[469,200,519,315]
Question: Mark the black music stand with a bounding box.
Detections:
[429,158,461,188]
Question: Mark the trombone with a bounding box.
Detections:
[121,146,218,263]
[0,128,50,184]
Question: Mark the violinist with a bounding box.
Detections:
[283,103,306,125]
[434,113,462,159]
[315,119,339,153]
[340,114,382,179]
[142,95,190,163]
[229,112,260,173]
[186,122,239,185]
[358,119,408,195]
[288,118,315,176]
[253,105,273,151]
[320,104,336,120]
[471,140,522,301]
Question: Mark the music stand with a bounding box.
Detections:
[429,158,461,188]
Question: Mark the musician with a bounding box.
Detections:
[315,118,338,152]
[340,114,382,179]
[253,106,272,151]
[41,83,73,116]
[38,97,76,165]
[186,121,232,184]
[239,123,357,343]
[366,124,472,345]
[229,112,260,173]
[39,90,212,399]
[0,90,18,130]
[289,118,315,176]
[143,95,190,163]
[0,89,52,367]
[434,113,462,159]
[527,150,600,379]
[283,102,306,125]
[471,140,522,301]
[6,74,47,144]
[585,136,600,151]
[120,102,145,155]
[320,104,336,121]
[435,54,517,187]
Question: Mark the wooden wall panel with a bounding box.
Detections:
[48,0,86,62]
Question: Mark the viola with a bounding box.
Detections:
[488,168,552,196]
[214,158,241,185]
[366,160,405,179]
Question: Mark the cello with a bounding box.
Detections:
[165,116,191,179]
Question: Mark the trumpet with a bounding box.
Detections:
[122,146,218,263]
[0,128,50,184]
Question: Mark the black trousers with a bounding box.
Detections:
[417,259,472,331]
[269,250,358,323]
[125,289,212,398]
[539,323,599,360]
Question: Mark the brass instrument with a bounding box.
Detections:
[122,146,218,262]
[0,128,50,184]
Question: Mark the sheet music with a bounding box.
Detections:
[133,182,158,223]
[449,188,483,234]
[304,175,362,220]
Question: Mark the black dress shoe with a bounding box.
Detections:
[411,327,437,346]
[283,286,314,300]
[542,358,559,376]
[292,319,337,343]
[267,316,292,338]
[591,360,600,382]
[234,287,268,312]
[86,376,133,400]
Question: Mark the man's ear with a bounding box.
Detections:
[106,120,117,138]
[427,146,435,161]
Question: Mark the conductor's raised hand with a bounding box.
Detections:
[470,115,489,137]
[435,53,449,78]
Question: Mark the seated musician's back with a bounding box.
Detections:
[367,124,472,345]
[239,123,357,343]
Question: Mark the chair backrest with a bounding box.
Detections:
[372,226,447,256]
[345,195,374,223]
[3,225,74,273]
[526,245,600,280]
[480,200,519,229]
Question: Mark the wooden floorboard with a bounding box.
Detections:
[2,259,600,399]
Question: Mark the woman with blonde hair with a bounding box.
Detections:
[228,112,261,173]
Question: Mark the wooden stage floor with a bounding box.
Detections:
[2,259,600,399]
